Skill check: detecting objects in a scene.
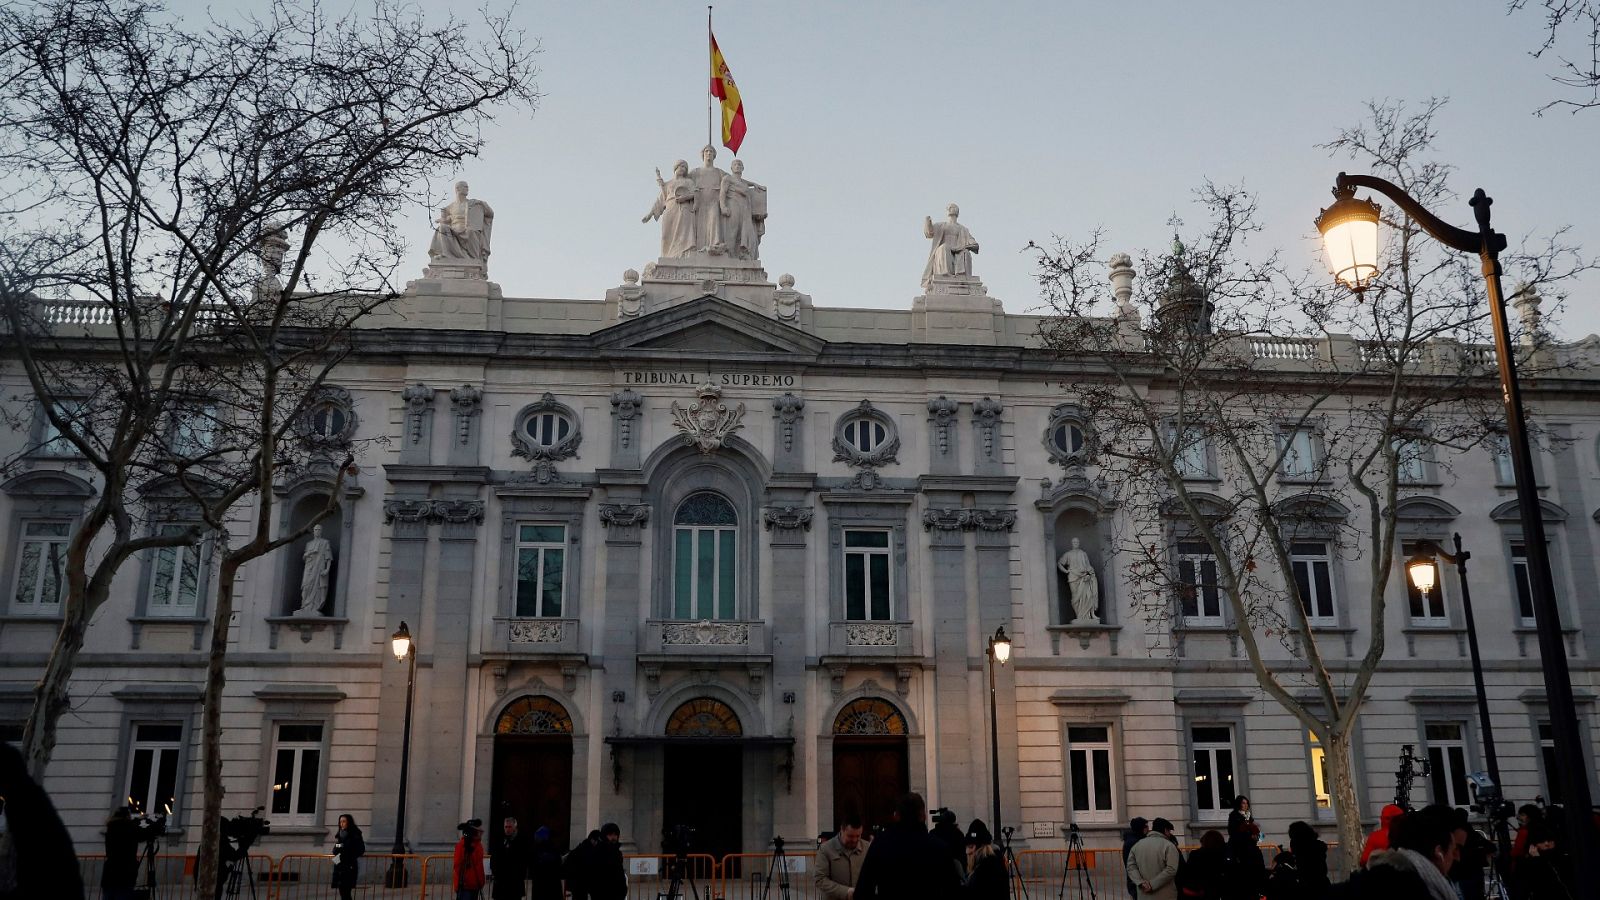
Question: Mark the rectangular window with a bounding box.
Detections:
[1425,721,1471,808]
[171,402,219,459]
[1492,434,1515,484]
[1170,425,1210,479]
[1067,725,1116,822]
[1511,544,1536,625]
[1393,437,1428,484]
[13,521,70,613]
[844,530,892,621]
[126,722,182,820]
[514,525,566,617]
[1176,542,1222,624]
[148,525,203,617]
[1191,725,1237,817]
[269,722,324,821]
[1404,543,1447,623]
[1290,542,1337,624]
[36,399,83,457]
[1309,731,1332,811]
[674,525,736,620]
[1538,723,1563,805]
[1278,428,1317,479]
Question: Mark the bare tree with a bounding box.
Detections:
[0,0,536,883]
[1511,0,1600,112]
[1029,99,1592,871]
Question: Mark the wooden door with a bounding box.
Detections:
[490,735,573,850]
[832,738,909,834]
[663,743,743,859]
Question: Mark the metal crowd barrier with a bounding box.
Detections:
[77,845,1302,899]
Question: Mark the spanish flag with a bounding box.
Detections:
[709,31,746,154]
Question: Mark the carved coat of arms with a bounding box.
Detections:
[671,383,745,453]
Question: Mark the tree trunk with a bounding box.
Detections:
[194,556,241,895]
[20,591,93,780]
[1327,731,1365,879]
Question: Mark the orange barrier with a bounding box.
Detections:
[275,853,426,898]
[75,852,277,899]
[620,852,723,900]
[719,852,820,900]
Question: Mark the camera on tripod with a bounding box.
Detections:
[1468,772,1516,820]
[221,807,271,857]
[663,823,695,855]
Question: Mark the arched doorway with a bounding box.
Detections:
[490,696,574,850]
[831,698,909,834]
[662,697,743,859]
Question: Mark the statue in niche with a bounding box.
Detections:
[719,159,766,260]
[644,160,697,258]
[1057,536,1101,624]
[689,144,728,253]
[427,180,495,268]
[922,203,980,287]
[294,524,333,617]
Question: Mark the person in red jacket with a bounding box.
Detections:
[455,818,488,899]
[1359,804,1405,867]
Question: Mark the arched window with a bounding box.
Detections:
[495,695,574,735]
[833,698,908,736]
[673,492,737,620]
[665,697,742,737]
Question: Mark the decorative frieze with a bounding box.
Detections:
[921,507,968,532]
[845,623,900,647]
[762,505,814,532]
[382,498,486,526]
[660,620,751,646]
[433,498,486,526]
[598,503,650,529]
[921,507,1018,532]
[508,619,566,644]
[383,497,433,525]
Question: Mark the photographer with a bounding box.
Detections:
[929,807,966,881]
[104,805,164,900]
[455,819,487,900]
[331,813,365,900]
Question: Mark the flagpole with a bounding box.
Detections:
[707,6,713,150]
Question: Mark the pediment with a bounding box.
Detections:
[592,296,826,357]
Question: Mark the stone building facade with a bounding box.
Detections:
[3,183,1600,857]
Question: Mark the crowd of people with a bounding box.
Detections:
[1114,797,1330,900]
[817,793,1014,900]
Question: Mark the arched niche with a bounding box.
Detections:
[268,473,362,646]
[1039,487,1117,627]
[282,493,343,615]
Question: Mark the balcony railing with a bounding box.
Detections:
[826,620,919,657]
[642,618,771,655]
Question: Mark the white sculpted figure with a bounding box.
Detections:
[690,144,728,253]
[719,159,766,260]
[922,203,980,287]
[295,525,333,617]
[1057,537,1101,624]
[643,160,697,258]
[428,181,495,266]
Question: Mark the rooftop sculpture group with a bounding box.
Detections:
[642,145,767,260]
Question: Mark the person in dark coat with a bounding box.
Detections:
[331,813,365,900]
[528,826,564,900]
[1223,796,1263,900]
[931,810,968,882]
[961,819,1008,900]
[563,830,601,900]
[1176,830,1227,900]
[1262,850,1298,900]
[1333,805,1459,900]
[853,792,963,900]
[491,817,529,900]
[100,807,143,900]
[582,823,626,900]
[0,741,83,900]
[1121,817,1150,900]
[1286,821,1327,899]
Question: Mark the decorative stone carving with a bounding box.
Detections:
[772,392,804,452]
[973,396,1003,459]
[1044,403,1092,469]
[509,619,566,644]
[922,203,980,288]
[762,505,814,532]
[510,393,582,483]
[719,159,766,260]
[643,159,697,258]
[425,181,494,279]
[379,498,485,526]
[922,507,968,532]
[402,383,433,447]
[254,225,288,303]
[690,145,729,254]
[449,384,482,447]
[610,389,643,450]
[921,507,1017,532]
[598,503,650,533]
[927,396,959,456]
[833,400,900,490]
[294,524,332,617]
[614,269,645,318]
[1109,252,1140,327]
[433,499,485,526]
[298,385,357,449]
[969,508,1017,532]
[660,619,751,646]
[774,274,800,320]
[1057,536,1101,624]
[383,497,432,525]
[671,383,746,454]
[845,623,899,647]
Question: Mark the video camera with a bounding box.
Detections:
[930,807,957,827]
[458,818,483,837]
[221,807,271,858]
[663,823,695,855]
[1468,772,1516,820]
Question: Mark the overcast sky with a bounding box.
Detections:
[197,0,1600,336]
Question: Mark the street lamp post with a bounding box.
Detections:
[985,626,1012,839]
[1317,174,1598,878]
[386,621,419,888]
[1405,535,1512,868]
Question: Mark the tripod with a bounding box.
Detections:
[217,851,259,900]
[659,851,701,900]
[134,833,161,900]
[1056,825,1096,900]
[998,826,1031,900]
[759,837,792,900]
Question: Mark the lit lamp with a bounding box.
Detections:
[1404,551,1437,598]
[385,621,419,887]
[1317,167,1596,872]
[985,626,1012,843]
